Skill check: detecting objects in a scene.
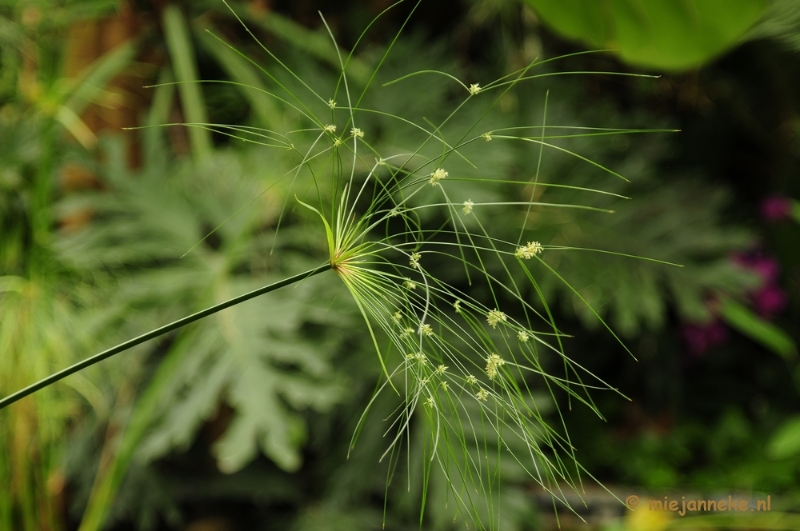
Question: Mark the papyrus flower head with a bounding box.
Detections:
[485,353,505,381]
[486,309,507,328]
[429,167,448,186]
[514,241,543,259]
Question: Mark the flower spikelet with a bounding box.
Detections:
[518,331,529,343]
[419,324,434,337]
[468,83,481,96]
[403,278,417,290]
[514,241,543,259]
[462,200,474,215]
[351,127,364,139]
[486,309,507,328]
[406,352,427,365]
[476,388,489,401]
[323,124,336,133]
[410,252,421,269]
[429,167,448,186]
[485,353,505,381]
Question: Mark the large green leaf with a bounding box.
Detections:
[524,0,770,70]
[59,144,348,470]
[747,0,800,53]
[768,416,800,459]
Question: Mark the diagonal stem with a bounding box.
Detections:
[0,264,332,411]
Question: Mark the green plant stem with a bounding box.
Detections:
[163,4,213,159]
[0,264,331,411]
[31,120,55,273]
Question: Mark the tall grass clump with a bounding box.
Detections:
[0,1,677,528]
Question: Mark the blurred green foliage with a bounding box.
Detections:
[1,0,800,530]
[524,0,769,70]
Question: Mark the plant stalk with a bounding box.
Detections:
[0,264,331,410]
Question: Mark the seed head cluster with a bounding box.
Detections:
[514,241,543,259]
[429,167,448,186]
[486,309,507,328]
[406,352,428,365]
[485,353,505,380]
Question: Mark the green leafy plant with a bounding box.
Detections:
[0,3,139,529]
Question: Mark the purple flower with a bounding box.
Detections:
[732,253,780,283]
[750,256,781,284]
[683,320,729,357]
[753,285,788,318]
[730,251,787,319]
[761,196,792,221]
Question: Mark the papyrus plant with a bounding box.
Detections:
[0,1,675,528]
